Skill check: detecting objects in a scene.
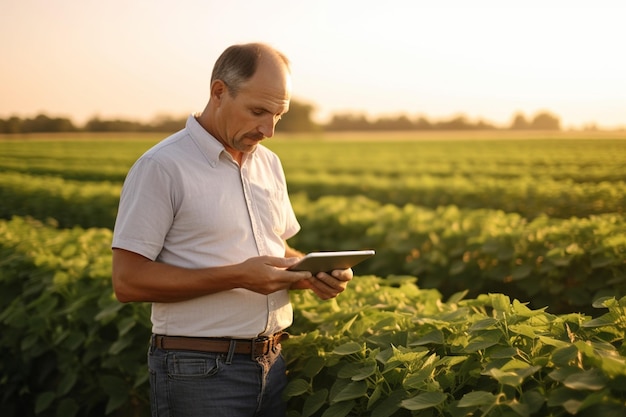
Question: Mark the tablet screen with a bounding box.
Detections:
[287,250,375,274]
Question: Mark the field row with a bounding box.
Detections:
[1,216,625,417]
[286,172,626,219]
[2,136,626,184]
[288,194,626,315]
[1,168,624,234]
[2,166,623,314]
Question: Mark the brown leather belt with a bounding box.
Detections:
[151,332,289,357]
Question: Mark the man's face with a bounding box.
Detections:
[216,60,291,155]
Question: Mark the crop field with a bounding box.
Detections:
[1,130,626,416]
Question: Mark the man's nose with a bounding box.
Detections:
[258,120,275,138]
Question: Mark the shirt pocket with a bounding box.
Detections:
[265,187,287,236]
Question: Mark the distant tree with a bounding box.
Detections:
[530,111,560,130]
[371,115,414,130]
[475,119,497,130]
[149,114,186,132]
[414,116,433,130]
[0,116,26,133]
[20,114,76,133]
[84,117,146,132]
[510,112,530,130]
[278,100,319,132]
[326,113,371,131]
[7,116,22,133]
[323,112,497,132]
[436,115,474,130]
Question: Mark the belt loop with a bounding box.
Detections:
[225,340,236,364]
[271,333,279,353]
[251,338,258,360]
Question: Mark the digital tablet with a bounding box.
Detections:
[287,250,375,274]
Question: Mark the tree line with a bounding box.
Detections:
[0,100,562,134]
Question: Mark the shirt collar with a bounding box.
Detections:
[185,114,257,167]
[185,114,226,168]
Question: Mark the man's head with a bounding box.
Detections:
[211,43,291,97]
[198,43,292,158]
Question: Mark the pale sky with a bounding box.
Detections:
[1,0,625,129]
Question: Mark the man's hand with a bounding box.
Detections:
[292,268,354,300]
[237,256,312,295]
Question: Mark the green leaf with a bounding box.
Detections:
[550,346,579,366]
[591,296,616,309]
[35,391,56,414]
[485,366,541,388]
[63,331,86,351]
[333,342,362,356]
[468,318,498,331]
[520,389,546,415]
[504,398,530,417]
[582,312,618,328]
[489,346,518,359]
[303,356,326,378]
[339,315,358,333]
[449,259,466,275]
[56,398,80,417]
[117,315,136,336]
[401,391,446,410]
[284,378,310,397]
[331,381,368,403]
[351,361,377,381]
[370,390,404,417]
[99,375,129,415]
[511,264,532,280]
[411,329,444,346]
[548,366,579,382]
[94,301,123,322]
[508,324,538,339]
[57,370,78,396]
[109,335,133,355]
[446,290,468,304]
[490,293,511,313]
[367,385,382,410]
[457,391,498,408]
[547,387,585,414]
[372,316,397,330]
[562,369,606,391]
[321,400,355,417]
[488,368,525,387]
[302,389,328,417]
[463,329,502,352]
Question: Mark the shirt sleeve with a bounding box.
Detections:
[112,156,176,260]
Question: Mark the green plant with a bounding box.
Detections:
[0,217,151,417]
[284,277,626,416]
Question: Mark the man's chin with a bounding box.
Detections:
[243,139,262,151]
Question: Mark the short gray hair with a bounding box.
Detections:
[211,43,290,96]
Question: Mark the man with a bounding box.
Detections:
[111,43,353,416]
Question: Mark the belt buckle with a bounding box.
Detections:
[251,336,270,359]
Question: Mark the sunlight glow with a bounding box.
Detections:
[1,0,624,129]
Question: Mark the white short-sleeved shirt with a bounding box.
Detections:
[112,115,300,338]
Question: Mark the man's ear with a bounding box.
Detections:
[211,80,227,102]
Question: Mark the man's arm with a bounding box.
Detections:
[112,248,311,303]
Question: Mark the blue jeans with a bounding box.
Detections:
[148,343,288,417]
